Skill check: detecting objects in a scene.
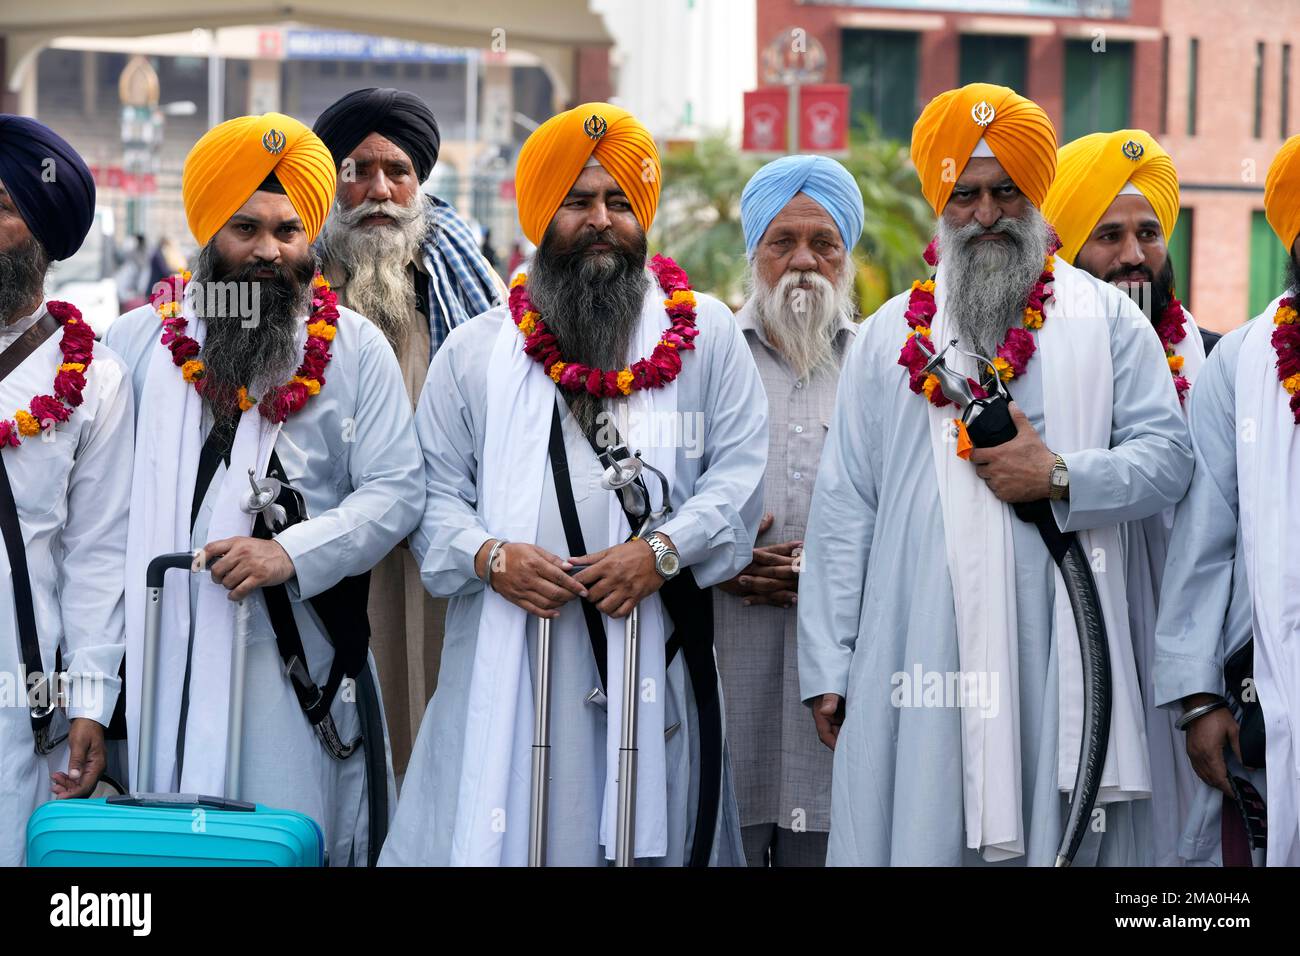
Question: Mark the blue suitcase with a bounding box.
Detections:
[27,552,325,866]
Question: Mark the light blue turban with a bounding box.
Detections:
[740,155,865,257]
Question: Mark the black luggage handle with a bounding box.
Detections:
[106,792,256,813]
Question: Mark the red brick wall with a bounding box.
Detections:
[572,45,613,108]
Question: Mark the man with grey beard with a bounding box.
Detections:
[713,156,863,867]
[313,89,505,775]
[798,84,1193,866]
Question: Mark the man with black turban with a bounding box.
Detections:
[313,88,506,774]
[0,115,134,863]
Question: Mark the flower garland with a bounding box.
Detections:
[508,253,699,397]
[0,300,95,447]
[898,235,1059,408]
[1153,297,1192,405]
[1272,295,1300,424]
[152,271,339,424]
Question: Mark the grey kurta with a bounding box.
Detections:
[1153,323,1265,863]
[713,300,851,835]
[106,302,423,866]
[797,259,1193,866]
[381,290,769,866]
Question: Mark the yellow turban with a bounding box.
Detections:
[1041,130,1180,265]
[514,102,660,246]
[182,112,336,246]
[1265,134,1300,252]
[910,83,1057,216]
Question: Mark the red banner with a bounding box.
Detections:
[743,83,851,155]
[89,165,157,195]
[742,88,788,153]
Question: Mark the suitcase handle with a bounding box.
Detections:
[106,792,256,812]
[137,552,201,792]
[146,552,200,588]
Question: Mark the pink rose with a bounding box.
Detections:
[30,394,71,425]
[0,420,19,447]
[1274,325,1300,379]
[54,369,87,405]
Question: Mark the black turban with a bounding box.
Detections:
[312,88,442,183]
[0,115,95,261]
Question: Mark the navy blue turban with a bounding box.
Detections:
[0,115,96,261]
[312,88,442,183]
[740,155,865,257]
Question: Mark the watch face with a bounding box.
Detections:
[658,551,680,576]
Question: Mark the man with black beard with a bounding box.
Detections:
[384,103,767,866]
[105,113,422,866]
[313,89,507,776]
[0,115,133,864]
[710,155,863,868]
[1042,129,1212,866]
[798,84,1192,865]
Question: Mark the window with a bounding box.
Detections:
[1187,38,1199,136]
[1284,44,1292,138]
[1167,207,1192,310]
[1160,35,1170,135]
[960,35,1028,91]
[1254,42,1266,139]
[841,29,920,143]
[1249,210,1290,318]
[1063,40,1133,141]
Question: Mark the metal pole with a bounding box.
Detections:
[207,30,223,130]
[614,606,640,867]
[788,81,800,153]
[528,615,553,867]
[225,599,249,799]
[136,585,163,789]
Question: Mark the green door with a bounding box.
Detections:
[1167,207,1192,310]
[841,29,920,144]
[1249,209,1291,318]
[960,35,1028,92]
[1063,40,1133,142]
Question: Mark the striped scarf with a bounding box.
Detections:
[420,194,503,357]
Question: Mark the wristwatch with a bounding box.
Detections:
[644,532,681,580]
[1048,453,1070,501]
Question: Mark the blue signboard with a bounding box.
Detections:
[799,0,1131,17]
[284,30,469,62]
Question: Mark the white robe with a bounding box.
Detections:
[104,302,423,866]
[0,303,133,866]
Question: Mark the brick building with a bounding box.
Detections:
[756,0,1300,330]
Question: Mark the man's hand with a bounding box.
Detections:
[813,693,845,750]
[571,537,669,619]
[1183,694,1243,796]
[50,718,107,799]
[967,402,1057,503]
[718,542,802,608]
[202,536,295,601]
[475,539,586,618]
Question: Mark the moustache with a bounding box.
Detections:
[1105,264,1154,285]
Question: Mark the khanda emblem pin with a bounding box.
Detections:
[971,100,996,127]
[1121,138,1145,161]
[261,128,287,155]
[583,114,609,140]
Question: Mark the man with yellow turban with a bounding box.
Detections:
[1155,134,1300,867]
[104,113,423,866]
[1044,129,1214,868]
[798,83,1193,866]
[383,102,766,866]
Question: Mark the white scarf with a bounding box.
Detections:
[124,287,282,795]
[451,288,676,866]
[1235,296,1300,866]
[926,259,1151,861]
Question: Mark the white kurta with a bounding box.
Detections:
[798,260,1194,865]
[105,302,423,866]
[0,303,133,866]
[382,289,769,866]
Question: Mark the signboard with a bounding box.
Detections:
[743,88,789,153]
[283,30,468,62]
[744,84,850,155]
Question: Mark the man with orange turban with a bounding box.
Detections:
[384,102,767,866]
[799,83,1193,865]
[105,113,423,866]
[1155,134,1300,866]
[1044,129,1215,867]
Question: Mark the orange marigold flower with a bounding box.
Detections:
[616,368,634,395]
[311,274,329,288]
[181,359,205,383]
[15,410,40,437]
[518,311,538,336]
[665,289,696,308]
[511,272,529,288]
[910,326,932,338]
[1275,305,1299,325]
[237,387,256,412]
[921,374,940,400]
[992,357,1014,381]
[549,361,567,383]
[292,376,322,396]
[306,320,336,341]
[1022,307,1043,329]
[1168,354,1186,373]
[1283,372,1300,393]
[58,362,86,374]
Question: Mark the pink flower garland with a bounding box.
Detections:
[1271,296,1300,423]
[0,300,95,447]
[1153,297,1192,405]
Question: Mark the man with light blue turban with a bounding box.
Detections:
[714,154,863,867]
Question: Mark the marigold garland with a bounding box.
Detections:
[0,300,95,448]
[1272,295,1300,423]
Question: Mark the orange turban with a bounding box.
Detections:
[910,83,1057,216]
[1265,134,1300,252]
[514,102,660,245]
[182,113,336,246]
[1042,130,1180,265]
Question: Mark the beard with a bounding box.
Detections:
[528,223,649,434]
[1106,257,1176,323]
[317,194,431,353]
[1287,249,1300,298]
[190,239,316,418]
[0,235,49,324]
[937,204,1052,361]
[746,258,856,381]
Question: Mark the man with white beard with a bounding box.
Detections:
[713,155,862,867]
[313,89,506,775]
[798,84,1193,865]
